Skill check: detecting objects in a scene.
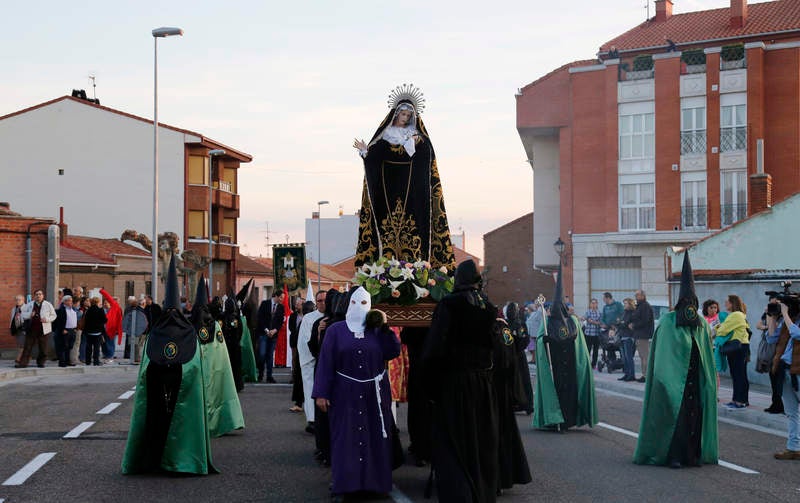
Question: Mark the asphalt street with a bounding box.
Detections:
[0,366,798,503]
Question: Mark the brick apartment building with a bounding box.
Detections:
[483,213,554,305]
[0,94,252,299]
[517,0,800,310]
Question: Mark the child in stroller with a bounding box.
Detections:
[597,327,624,373]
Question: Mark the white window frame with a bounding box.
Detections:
[681,171,707,229]
[619,102,655,161]
[619,173,655,231]
[680,97,706,155]
[720,93,747,152]
[720,170,747,226]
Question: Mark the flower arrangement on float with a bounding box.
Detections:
[353,256,454,306]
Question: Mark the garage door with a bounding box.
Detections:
[589,257,641,303]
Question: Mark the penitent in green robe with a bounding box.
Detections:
[121,343,215,475]
[533,315,598,429]
[240,316,258,383]
[633,312,718,466]
[202,322,245,438]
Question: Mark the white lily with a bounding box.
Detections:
[389,280,404,291]
[365,263,385,277]
[400,267,415,280]
[413,260,427,270]
[388,257,400,268]
[412,283,430,299]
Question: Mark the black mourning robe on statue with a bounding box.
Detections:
[355,102,455,269]
[423,286,498,503]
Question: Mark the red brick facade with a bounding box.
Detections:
[483,213,554,305]
[0,213,54,349]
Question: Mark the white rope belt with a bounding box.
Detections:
[336,369,388,438]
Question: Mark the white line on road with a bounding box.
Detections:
[96,402,121,415]
[2,453,56,486]
[118,390,135,400]
[389,484,415,503]
[63,421,96,439]
[596,422,759,474]
[130,386,136,390]
[595,388,784,438]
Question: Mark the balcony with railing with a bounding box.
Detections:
[720,127,747,152]
[720,44,746,70]
[721,203,747,227]
[680,49,706,75]
[680,130,707,155]
[619,54,654,82]
[681,205,707,229]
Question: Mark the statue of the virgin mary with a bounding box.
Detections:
[352,85,455,270]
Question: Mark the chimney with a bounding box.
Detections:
[731,0,748,29]
[58,206,68,243]
[749,173,772,215]
[655,0,673,22]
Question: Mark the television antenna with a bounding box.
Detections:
[88,74,97,100]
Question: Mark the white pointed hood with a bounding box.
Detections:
[346,287,371,336]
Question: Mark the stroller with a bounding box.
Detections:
[597,327,623,373]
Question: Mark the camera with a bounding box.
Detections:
[765,281,800,317]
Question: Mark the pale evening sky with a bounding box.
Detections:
[1,0,766,260]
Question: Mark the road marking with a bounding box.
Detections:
[596,422,759,474]
[389,484,414,503]
[2,453,56,486]
[595,388,784,438]
[130,386,136,390]
[63,421,96,439]
[118,390,135,400]
[96,402,121,415]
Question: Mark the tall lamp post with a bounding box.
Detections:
[207,149,226,297]
[151,26,183,304]
[317,200,329,293]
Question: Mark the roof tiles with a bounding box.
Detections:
[603,1,800,53]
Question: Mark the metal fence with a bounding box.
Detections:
[721,203,748,226]
[680,130,707,154]
[681,205,707,229]
[720,126,747,152]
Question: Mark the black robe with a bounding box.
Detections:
[510,318,534,414]
[222,301,244,392]
[423,289,499,503]
[492,322,532,491]
[667,339,703,466]
[400,326,432,464]
[355,104,455,269]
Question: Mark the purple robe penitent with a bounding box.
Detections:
[312,320,401,495]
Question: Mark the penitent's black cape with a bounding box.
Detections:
[355,100,455,269]
[422,260,499,503]
[491,319,532,491]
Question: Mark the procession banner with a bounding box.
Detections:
[272,244,307,293]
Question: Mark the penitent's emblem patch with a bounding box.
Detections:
[198,327,211,342]
[502,327,514,346]
[685,305,698,320]
[164,341,178,360]
[216,330,224,343]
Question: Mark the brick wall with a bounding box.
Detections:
[0,217,54,349]
[483,213,555,306]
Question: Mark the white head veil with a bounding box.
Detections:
[346,287,372,337]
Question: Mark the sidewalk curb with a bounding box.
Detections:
[593,374,788,434]
[0,363,139,383]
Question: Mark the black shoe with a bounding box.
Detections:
[306,424,316,435]
[37,364,45,368]
[765,406,785,414]
[617,376,627,381]
[637,376,646,383]
[14,364,27,368]
[669,460,682,469]
[266,377,276,384]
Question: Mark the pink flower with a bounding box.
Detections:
[428,279,436,286]
[391,290,401,298]
[405,262,414,269]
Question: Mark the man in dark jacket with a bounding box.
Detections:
[53,295,80,367]
[256,290,285,383]
[629,290,655,383]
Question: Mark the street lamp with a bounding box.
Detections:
[317,200,329,293]
[207,149,226,297]
[151,26,183,304]
[553,237,567,266]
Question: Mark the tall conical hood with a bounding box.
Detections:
[675,251,701,328]
[546,262,576,340]
[191,275,215,344]
[163,254,181,310]
[236,278,253,304]
[223,286,242,341]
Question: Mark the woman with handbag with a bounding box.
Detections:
[715,295,750,409]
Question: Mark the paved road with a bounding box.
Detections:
[0,368,797,503]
